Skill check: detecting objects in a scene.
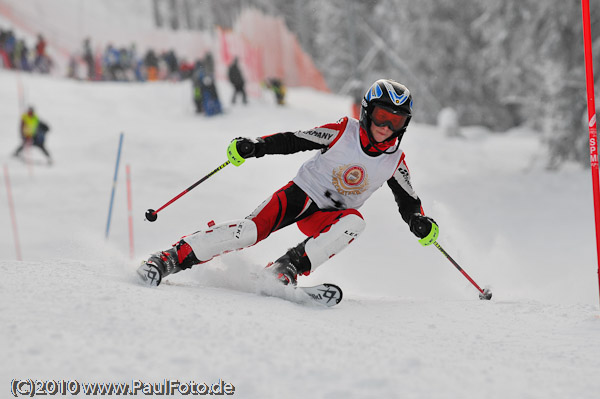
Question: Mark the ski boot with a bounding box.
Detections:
[265,241,311,286]
[137,240,199,286]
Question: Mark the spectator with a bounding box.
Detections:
[203,52,215,77]
[34,34,51,73]
[103,44,120,80]
[228,57,247,105]
[191,60,205,113]
[163,49,179,80]
[13,39,30,71]
[67,55,78,79]
[117,47,130,81]
[3,30,16,68]
[191,59,222,116]
[127,43,138,79]
[179,58,194,80]
[265,78,286,106]
[144,49,159,81]
[0,29,8,67]
[83,38,95,80]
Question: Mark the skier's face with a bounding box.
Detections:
[369,105,408,142]
[370,121,394,143]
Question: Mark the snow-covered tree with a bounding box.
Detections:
[154,0,600,168]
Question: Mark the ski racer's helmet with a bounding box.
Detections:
[359,79,413,152]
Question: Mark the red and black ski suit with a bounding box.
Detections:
[246,116,424,252]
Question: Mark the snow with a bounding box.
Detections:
[2,71,600,399]
[2,4,600,399]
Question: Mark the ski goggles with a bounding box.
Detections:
[371,105,408,132]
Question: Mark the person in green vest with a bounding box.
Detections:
[13,106,52,165]
[264,78,286,105]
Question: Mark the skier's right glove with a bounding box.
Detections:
[227,137,266,166]
[409,213,439,246]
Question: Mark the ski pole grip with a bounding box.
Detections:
[418,223,439,246]
[227,140,245,166]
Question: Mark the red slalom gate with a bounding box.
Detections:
[126,164,135,260]
[582,0,600,307]
[3,164,23,261]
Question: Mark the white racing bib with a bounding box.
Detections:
[293,118,403,210]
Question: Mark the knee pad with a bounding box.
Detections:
[183,219,258,262]
[304,214,365,271]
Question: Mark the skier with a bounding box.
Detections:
[13,106,52,165]
[138,79,438,287]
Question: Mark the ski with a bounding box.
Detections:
[296,283,343,307]
[136,262,343,307]
[137,262,161,286]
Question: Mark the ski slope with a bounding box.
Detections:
[1,71,600,398]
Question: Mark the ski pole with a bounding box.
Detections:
[145,160,231,222]
[433,241,492,300]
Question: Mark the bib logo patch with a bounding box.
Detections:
[333,164,369,195]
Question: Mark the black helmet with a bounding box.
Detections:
[359,79,413,150]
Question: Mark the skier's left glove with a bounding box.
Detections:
[409,213,439,246]
[227,137,266,166]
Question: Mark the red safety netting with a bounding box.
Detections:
[216,9,329,92]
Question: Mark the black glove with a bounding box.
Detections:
[234,137,266,159]
[409,213,437,239]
